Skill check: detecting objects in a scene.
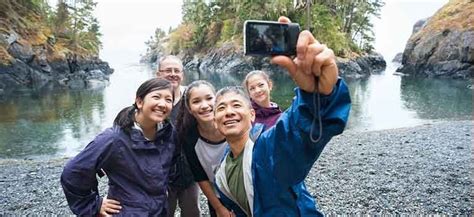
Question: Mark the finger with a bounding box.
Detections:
[106,207,121,214]
[301,43,325,75]
[312,47,335,77]
[296,30,316,60]
[271,55,297,75]
[278,16,291,23]
[310,44,329,76]
[107,203,122,210]
[106,199,121,205]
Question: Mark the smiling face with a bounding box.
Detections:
[214,91,255,139]
[246,73,272,108]
[157,57,184,90]
[188,85,216,124]
[135,89,174,126]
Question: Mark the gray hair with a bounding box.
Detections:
[215,86,252,109]
[157,55,183,70]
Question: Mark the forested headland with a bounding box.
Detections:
[0,0,112,94]
[142,0,387,79]
[145,0,384,59]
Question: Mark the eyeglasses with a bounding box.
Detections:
[159,68,183,74]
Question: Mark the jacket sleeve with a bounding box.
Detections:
[60,129,116,216]
[255,78,351,186]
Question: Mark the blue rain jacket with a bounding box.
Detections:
[61,120,176,216]
[216,79,351,216]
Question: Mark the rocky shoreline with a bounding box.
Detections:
[0,32,114,95]
[142,43,386,83]
[0,120,471,215]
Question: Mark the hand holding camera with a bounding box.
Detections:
[244,16,338,95]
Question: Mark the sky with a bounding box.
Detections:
[94,0,182,65]
[373,0,448,60]
[47,0,183,65]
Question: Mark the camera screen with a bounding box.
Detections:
[246,23,289,55]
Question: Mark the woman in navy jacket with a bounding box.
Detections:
[212,17,351,216]
[61,78,177,216]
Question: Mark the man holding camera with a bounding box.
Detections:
[213,16,351,216]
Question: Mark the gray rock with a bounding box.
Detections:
[7,42,34,63]
[412,18,429,34]
[181,44,386,82]
[398,3,473,79]
[338,52,386,78]
[0,30,114,95]
[392,52,403,63]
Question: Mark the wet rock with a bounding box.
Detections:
[178,44,386,81]
[0,30,114,95]
[397,1,473,79]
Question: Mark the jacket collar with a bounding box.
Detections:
[251,100,281,117]
[129,120,173,150]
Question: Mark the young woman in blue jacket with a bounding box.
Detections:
[212,16,351,216]
[61,78,177,216]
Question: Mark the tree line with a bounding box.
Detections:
[0,0,101,55]
[145,0,384,57]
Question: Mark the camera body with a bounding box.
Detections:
[244,20,300,56]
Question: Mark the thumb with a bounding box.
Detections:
[271,56,296,74]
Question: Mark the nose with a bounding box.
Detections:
[157,99,167,108]
[224,106,236,117]
[200,102,210,110]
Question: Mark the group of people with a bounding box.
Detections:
[60,17,351,217]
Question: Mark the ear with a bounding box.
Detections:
[250,108,256,122]
[268,80,273,90]
[135,97,144,110]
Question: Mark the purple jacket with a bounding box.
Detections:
[61,121,176,216]
[252,100,283,129]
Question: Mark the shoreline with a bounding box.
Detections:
[0,120,472,215]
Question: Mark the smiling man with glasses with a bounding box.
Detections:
[157,55,185,105]
[156,55,202,217]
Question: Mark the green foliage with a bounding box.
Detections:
[2,0,103,55]
[147,0,383,56]
[220,19,236,42]
[309,5,349,56]
[46,0,102,55]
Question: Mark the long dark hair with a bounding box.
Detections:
[176,80,216,144]
[113,78,173,133]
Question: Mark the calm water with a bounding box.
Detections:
[0,62,471,158]
[2,0,471,158]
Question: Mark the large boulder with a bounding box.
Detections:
[397,0,474,79]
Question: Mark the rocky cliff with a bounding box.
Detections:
[397,0,473,79]
[0,1,113,95]
[145,43,386,83]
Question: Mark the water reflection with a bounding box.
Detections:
[400,77,472,119]
[0,64,472,158]
[0,89,105,158]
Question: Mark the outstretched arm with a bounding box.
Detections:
[254,16,351,186]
